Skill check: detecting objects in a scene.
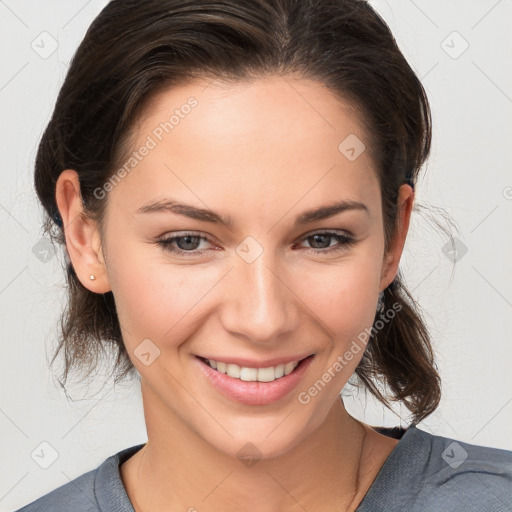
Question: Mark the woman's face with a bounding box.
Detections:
[81,76,411,459]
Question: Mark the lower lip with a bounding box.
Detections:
[194,355,315,406]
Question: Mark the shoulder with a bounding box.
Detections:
[410,427,512,512]
[358,425,512,512]
[16,470,100,512]
[13,469,98,512]
[13,444,144,512]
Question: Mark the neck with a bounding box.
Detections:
[121,383,388,512]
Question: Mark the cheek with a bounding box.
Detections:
[296,253,382,334]
[295,249,383,382]
[107,244,221,353]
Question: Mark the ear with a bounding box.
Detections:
[55,169,111,293]
[379,183,414,290]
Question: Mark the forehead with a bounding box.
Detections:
[135,74,366,144]
[109,75,380,223]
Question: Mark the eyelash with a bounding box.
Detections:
[156,230,356,258]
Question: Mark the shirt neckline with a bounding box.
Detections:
[96,424,417,511]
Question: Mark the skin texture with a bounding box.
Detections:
[55,75,413,511]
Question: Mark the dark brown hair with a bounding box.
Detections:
[36,0,444,424]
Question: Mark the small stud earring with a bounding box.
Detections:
[89,274,96,280]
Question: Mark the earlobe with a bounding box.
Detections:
[379,184,414,290]
[55,169,111,293]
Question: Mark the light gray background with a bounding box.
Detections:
[1,1,511,510]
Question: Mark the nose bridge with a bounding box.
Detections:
[224,243,298,342]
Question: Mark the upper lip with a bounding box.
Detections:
[196,353,314,369]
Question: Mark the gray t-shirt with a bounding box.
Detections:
[14,425,512,511]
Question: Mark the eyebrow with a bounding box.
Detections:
[137,198,369,228]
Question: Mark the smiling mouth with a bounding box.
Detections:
[196,354,314,383]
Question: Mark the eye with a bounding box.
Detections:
[296,230,356,255]
[157,232,215,257]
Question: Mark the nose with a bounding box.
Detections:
[220,250,300,345]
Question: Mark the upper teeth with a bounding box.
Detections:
[207,358,300,382]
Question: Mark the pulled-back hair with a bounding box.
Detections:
[36,0,444,424]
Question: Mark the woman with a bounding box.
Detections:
[15,0,512,511]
